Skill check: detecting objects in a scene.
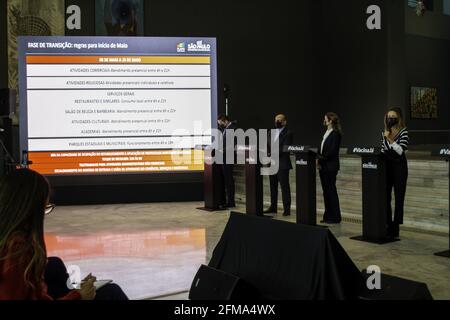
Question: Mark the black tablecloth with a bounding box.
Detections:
[209,212,363,300]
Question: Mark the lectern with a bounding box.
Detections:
[432,147,450,258]
[239,145,263,216]
[349,147,399,244]
[196,145,226,212]
[285,145,317,225]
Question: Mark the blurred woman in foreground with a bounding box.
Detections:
[0,169,127,300]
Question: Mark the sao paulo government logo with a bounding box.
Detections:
[176,42,186,53]
[188,40,211,52]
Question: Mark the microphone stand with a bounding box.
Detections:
[0,128,18,174]
[20,150,32,168]
[224,84,230,117]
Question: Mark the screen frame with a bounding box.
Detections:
[18,36,218,186]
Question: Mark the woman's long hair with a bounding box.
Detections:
[384,107,406,132]
[325,112,342,134]
[0,169,49,291]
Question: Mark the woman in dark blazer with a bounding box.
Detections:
[317,112,342,224]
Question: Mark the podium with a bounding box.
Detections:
[285,145,317,226]
[349,147,399,244]
[196,145,226,212]
[238,145,263,216]
[432,147,450,258]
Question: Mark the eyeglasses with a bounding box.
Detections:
[45,203,56,215]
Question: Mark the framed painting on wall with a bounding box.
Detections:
[96,0,144,36]
[410,86,438,119]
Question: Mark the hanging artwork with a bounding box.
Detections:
[410,87,438,119]
[96,0,145,36]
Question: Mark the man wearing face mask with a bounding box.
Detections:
[217,115,237,208]
[264,114,294,216]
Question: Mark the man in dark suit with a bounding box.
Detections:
[264,114,294,216]
[218,115,237,208]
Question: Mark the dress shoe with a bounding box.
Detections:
[386,230,397,239]
[386,227,400,239]
[393,224,400,238]
[226,203,236,208]
[387,224,400,238]
[263,208,277,214]
[282,212,291,216]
